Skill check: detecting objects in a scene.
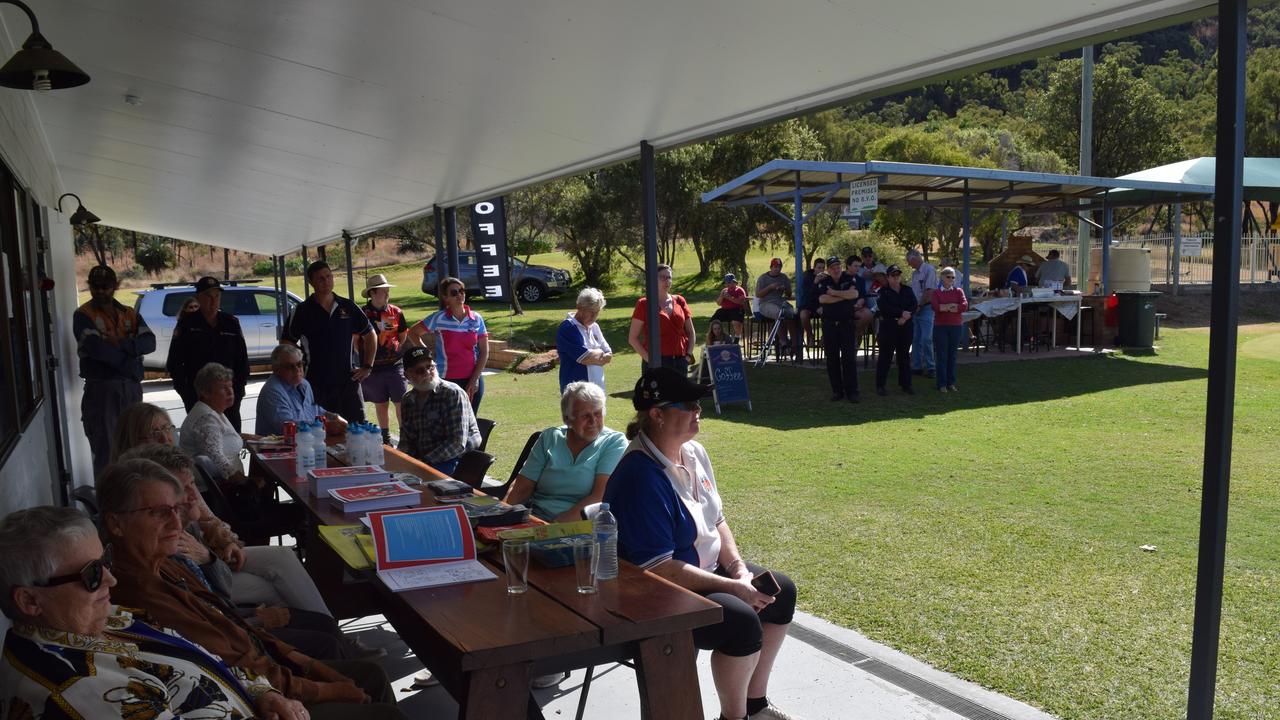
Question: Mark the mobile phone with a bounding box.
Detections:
[750,570,781,597]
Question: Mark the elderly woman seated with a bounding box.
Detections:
[118,443,382,661]
[109,401,176,463]
[97,458,406,718]
[503,381,627,523]
[0,505,306,719]
[180,362,252,482]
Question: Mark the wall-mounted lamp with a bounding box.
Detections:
[0,0,89,92]
[57,193,99,226]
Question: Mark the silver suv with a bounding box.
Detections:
[421,252,571,303]
[134,283,303,370]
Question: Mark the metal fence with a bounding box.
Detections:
[1045,234,1280,287]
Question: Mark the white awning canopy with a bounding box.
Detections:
[6,0,1213,254]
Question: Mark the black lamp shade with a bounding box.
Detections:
[69,204,99,226]
[0,32,89,90]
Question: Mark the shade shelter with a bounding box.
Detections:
[700,160,1212,294]
[1118,157,1280,202]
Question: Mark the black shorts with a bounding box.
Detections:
[692,561,797,657]
[711,307,744,324]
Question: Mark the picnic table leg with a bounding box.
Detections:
[635,631,703,720]
[458,664,534,720]
[1076,299,1082,349]
[1016,301,1023,355]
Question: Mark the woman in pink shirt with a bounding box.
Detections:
[930,266,968,393]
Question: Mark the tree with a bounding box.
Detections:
[1245,47,1280,228]
[1029,56,1185,178]
[135,237,175,275]
[504,182,569,314]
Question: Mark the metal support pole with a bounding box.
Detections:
[433,205,445,282]
[1187,2,1245,717]
[273,256,284,336]
[342,230,355,300]
[1101,200,1112,296]
[301,246,310,295]
[1078,45,1094,292]
[279,252,289,336]
[641,141,661,369]
[223,248,230,280]
[962,181,972,295]
[446,208,460,278]
[792,177,806,362]
[1173,203,1183,295]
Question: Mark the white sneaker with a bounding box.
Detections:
[412,669,440,687]
[748,705,802,720]
[531,671,569,689]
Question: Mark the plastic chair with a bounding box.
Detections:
[483,430,544,498]
[475,418,496,451]
[452,450,497,489]
[194,455,302,546]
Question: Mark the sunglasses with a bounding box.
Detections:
[35,545,113,592]
[118,501,193,521]
[446,288,464,297]
[659,400,701,412]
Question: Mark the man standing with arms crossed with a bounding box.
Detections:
[283,261,376,424]
[73,265,155,474]
[817,256,861,403]
[167,277,251,430]
[906,249,938,379]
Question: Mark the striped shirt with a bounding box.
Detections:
[419,306,488,379]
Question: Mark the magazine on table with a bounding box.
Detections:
[307,465,391,497]
[367,506,496,591]
[328,481,422,514]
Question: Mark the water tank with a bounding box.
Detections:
[1110,248,1152,292]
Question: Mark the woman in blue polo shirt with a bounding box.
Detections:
[603,367,801,720]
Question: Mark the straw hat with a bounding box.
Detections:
[362,273,395,298]
[1017,255,1035,265]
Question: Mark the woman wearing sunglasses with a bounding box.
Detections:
[0,506,307,719]
[406,276,489,412]
[604,367,801,720]
[100,459,406,718]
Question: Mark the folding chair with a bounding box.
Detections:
[452,450,497,489]
[482,430,543,498]
[475,418,496,451]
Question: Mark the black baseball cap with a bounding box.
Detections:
[826,256,841,266]
[87,265,117,287]
[403,346,435,370]
[860,246,875,255]
[194,276,222,294]
[633,367,712,411]
[885,264,903,276]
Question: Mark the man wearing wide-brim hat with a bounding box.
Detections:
[360,274,410,446]
[1005,255,1035,291]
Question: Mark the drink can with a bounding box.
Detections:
[283,421,297,445]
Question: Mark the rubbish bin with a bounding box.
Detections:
[1115,291,1160,347]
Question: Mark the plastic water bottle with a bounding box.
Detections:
[594,503,619,581]
[348,425,365,466]
[310,421,327,469]
[295,424,315,479]
[369,424,386,466]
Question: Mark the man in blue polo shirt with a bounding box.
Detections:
[283,261,376,423]
[255,344,349,436]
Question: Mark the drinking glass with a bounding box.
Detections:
[502,540,530,595]
[573,537,598,594]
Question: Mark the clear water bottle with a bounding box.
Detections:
[369,424,386,466]
[295,424,315,479]
[310,421,327,469]
[348,425,365,466]
[594,503,618,581]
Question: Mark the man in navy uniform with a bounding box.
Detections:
[167,276,251,430]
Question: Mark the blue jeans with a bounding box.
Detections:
[911,305,935,371]
[430,458,460,476]
[933,324,962,388]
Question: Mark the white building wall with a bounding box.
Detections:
[47,216,94,489]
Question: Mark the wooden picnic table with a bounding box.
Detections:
[252,445,721,719]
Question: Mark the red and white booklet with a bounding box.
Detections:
[307,465,391,497]
[367,506,496,591]
[328,481,421,514]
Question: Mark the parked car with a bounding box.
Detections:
[421,252,571,303]
[134,282,303,370]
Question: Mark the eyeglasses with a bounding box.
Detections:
[659,400,701,412]
[35,545,112,592]
[277,361,305,370]
[405,363,435,376]
[118,502,192,521]
[149,424,176,436]
[446,288,464,297]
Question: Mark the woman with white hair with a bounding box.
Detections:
[0,505,303,719]
[179,362,249,481]
[556,286,613,392]
[503,381,627,522]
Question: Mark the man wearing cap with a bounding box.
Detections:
[361,274,410,446]
[166,276,251,429]
[1006,255,1034,291]
[875,265,917,395]
[397,346,480,475]
[816,257,862,402]
[906,249,938,378]
[755,258,795,354]
[711,273,749,338]
[283,261,376,423]
[73,265,156,474]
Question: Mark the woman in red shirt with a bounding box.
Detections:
[628,264,695,375]
[930,266,968,393]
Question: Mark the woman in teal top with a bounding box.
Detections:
[504,382,627,522]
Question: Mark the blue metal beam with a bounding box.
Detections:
[641,141,661,370]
